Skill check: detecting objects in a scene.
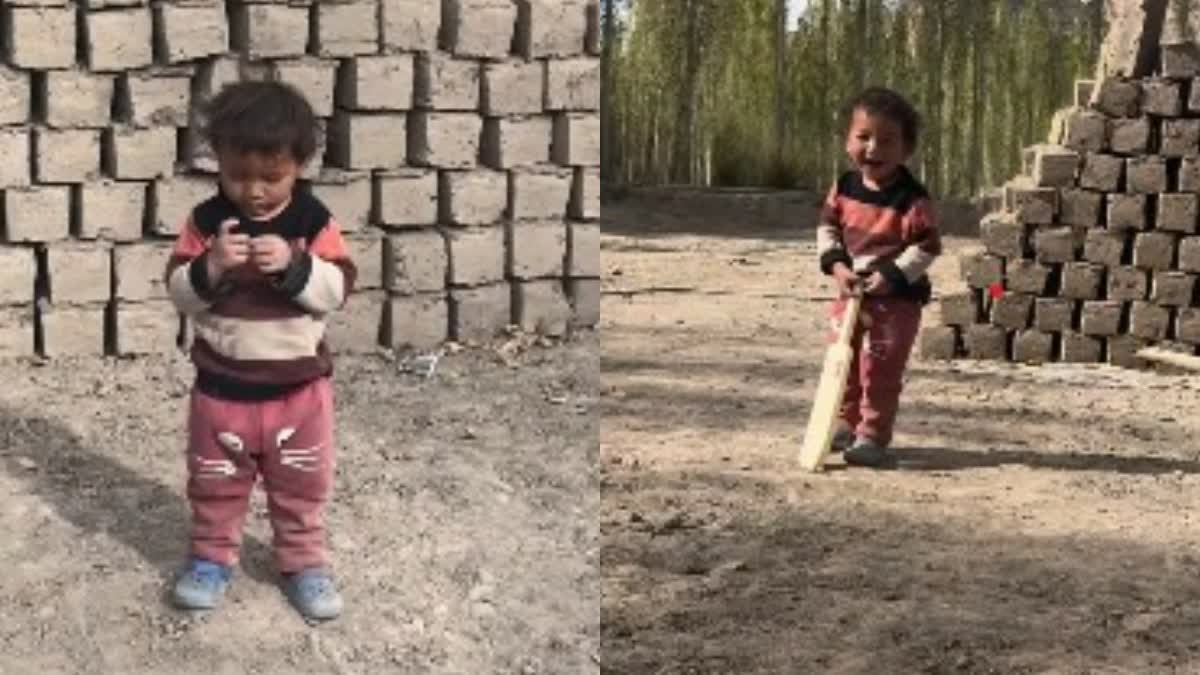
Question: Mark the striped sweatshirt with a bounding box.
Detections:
[165,189,358,401]
[816,166,942,303]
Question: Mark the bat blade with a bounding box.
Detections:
[798,295,861,472]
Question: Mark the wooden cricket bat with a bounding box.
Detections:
[1136,346,1200,371]
[798,294,862,472]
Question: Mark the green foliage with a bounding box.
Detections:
[608,0,1103,199]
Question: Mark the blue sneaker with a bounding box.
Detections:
[283,569,343,621]
[831,427,855,453]
[172,558,232,610]
[844,437,893,468]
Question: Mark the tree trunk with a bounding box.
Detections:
[672,0,700,184]
[775,0,788,172]
[601,0,617,186]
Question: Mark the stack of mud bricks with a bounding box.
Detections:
[0,0,601,359]
[922,0,1200,369]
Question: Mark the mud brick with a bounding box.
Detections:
[1108,265,1149,301]
[1075,80,1095,107]
[568,276,598,327]
[415,53,480,111]
[938,292,981,326]
[408,113,483,169]
[104,126,176,180]
[324,291,384,354]
[516,0,588,58]
[964,324,1008,360]
[1180,236,1200,272]
[0,129,30,188]
[386,292,449,351]
[271,59,338,117]
[122,70,191,128]
[156,2,228,63]
[1107,193,1148,231]
[1005,259,1050,295]
[193,55,269,103]
[1177,307,1200,343]
[566,222,598,277]
[112,242,171,301]
[6,186,70,242]
[78,180,146,241]
[1080,300,1122,336]
[449,283,510,343]
[1161,119,1200,157]
[1063,109,1108,152]
[1059,331,1102,363]
[585,0,600,55]
[150,174,215,237]
[1191,75,1200,112]
[441,0,518,59]
[553,113,601,168]
[1059,189,1102,227]
[1013,330,1054,364]
[512,279,571,336]
[84,7,153,71]
[443,226,505,286]
[337,55,414,111]
[1157,193,1198,234]
[8,6,76,69]
[308,170,371,233]
[35,128,101,183]
[440,170,508,226]
[374,168,438,228]
[0,68,28,127]
[384,230,447,295]
[482,117,553,169]
[990,292,1033,330]
[570,167,599,220]
[509,169,572,221]
[0,247,37,305]
[47,243,111,304]
[381,0,441,52]
[1080,153,1123,192]
[507,221,566,280]
[1125,156,1167,194]
[1142,78,1182,116]
[1090,79,1140,117]
[1034,297,1073,332]
[1132,231,1176,270]
[959,250,1004,288]
[228,4,307,58]
[1058,262,1102,300]
[1004,179,1056,224]
[1107,335,1148,369]
[329,113,407,170]
[1129,301,1170,340]
[1182,157,1200,192]
[0,304,34,355]
[1033,227,1076,264]
[313,0,377,57]
[39,302,106,357]
[112,300,178,355]
[344,235,384,291]
[482,60,544,116]
[1083,228,1127,267]
[545,58,600,111]
[1109,117,1151,155]
[42,71,115,128]
[1152,271,1196,306]
[919,325,959,360]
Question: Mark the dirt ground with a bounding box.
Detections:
[0,332,597,674]
[601,193,1200,674]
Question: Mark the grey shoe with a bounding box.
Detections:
[844,437,892,468]
[831,428,855,453]
[172,558,232,610]
[284,568,343,621]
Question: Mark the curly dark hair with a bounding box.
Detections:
[841,86,921,151]
[201,80,318,162]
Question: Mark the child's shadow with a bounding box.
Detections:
[0,409,277,598]
[894,445,1200,475]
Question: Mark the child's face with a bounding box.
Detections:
[845,108,910,187]
[216,148,303,221]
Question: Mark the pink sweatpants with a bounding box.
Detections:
[185,377,335,573]
[828,296,922,447]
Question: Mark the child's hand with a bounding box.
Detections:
[249,234,293,274]
[863,271,891,296]
[207,218,250,282]
[831,262,861,296]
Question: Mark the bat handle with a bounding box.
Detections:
[837,294,862,346]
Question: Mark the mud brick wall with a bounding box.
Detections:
[922,63,1200,369]
[0,0,601,359]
